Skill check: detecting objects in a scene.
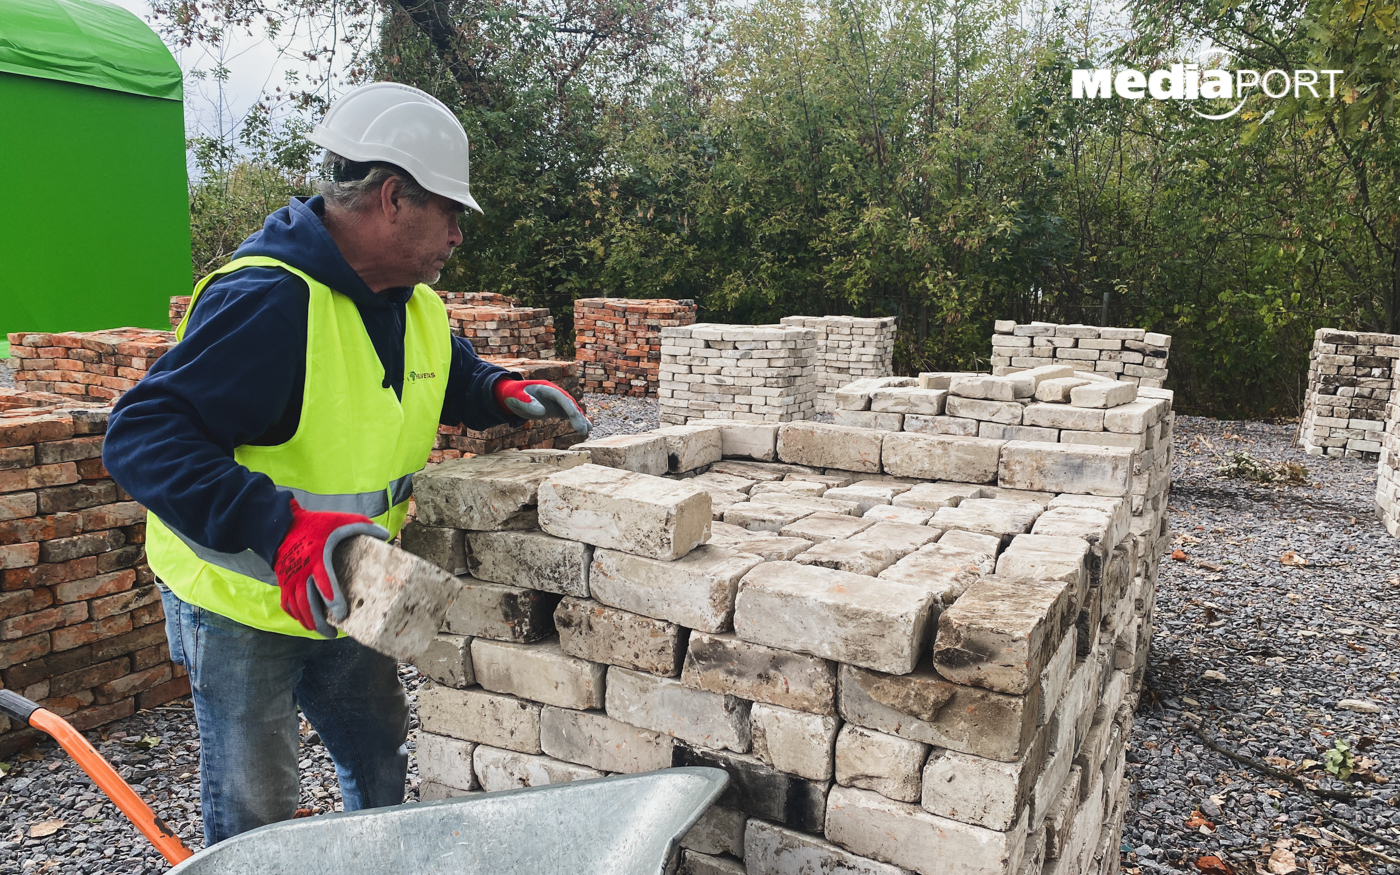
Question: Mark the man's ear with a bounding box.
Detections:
[379,175,404,222]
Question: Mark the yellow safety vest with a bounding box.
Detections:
[145,256,452,637]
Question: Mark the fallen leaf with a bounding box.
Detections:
[1279,551,1307,567]
[1269,845,1297,873]
[132,735,160,750]
[1186,811,1216,829]
[1197,855,1233,875]
[1265,756,1296,771]
[28,820,65,838]
[1298,759,1321,771]
[1172,549,1190,561]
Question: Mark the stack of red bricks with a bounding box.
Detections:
[437,291,520,309]
[8,329,179,402]
[0,390,188,756]
[430,359,587,461]
[574,298,697,396]
[448,304,555,359]
[169,296,191,329]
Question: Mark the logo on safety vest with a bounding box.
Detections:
[407,371,438,381]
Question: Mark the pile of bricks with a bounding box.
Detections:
[833,369,1173,524]
[449,303,555,360]
[575,298,698,397]
[0,391,188,756]
[1298,328,1400,460]
[1377,367,1400,538]
[169,295,190,328]
[439,292,520,308]
[991,323,1170,389]
[658,325,819,425]
[401,417,1163,875]
[780,316,898,411]
[430,359,587,462]
[7,329,179,402]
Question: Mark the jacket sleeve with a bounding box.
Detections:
[441,334,520,430]
[103,271,306,567]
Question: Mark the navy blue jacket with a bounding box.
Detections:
[104,196,516,567]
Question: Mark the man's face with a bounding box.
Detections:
[390,190,466,287]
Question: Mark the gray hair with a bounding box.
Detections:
[317,152,433,213]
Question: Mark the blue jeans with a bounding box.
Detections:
[159,586,409,846]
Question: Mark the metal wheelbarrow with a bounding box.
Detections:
[0,689,728,874]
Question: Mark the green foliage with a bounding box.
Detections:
[1324,738,1355,781]
[160,0,1400,416]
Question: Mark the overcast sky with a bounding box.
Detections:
[107,0,352,161]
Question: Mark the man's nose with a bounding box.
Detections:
[448,216,464,247]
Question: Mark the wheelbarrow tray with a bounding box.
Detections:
[167,767,728,875]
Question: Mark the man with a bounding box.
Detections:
[103,82,589,846]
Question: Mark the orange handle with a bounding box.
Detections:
[29,708,194,865]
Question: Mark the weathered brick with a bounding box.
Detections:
[733,561,937,675]
[553,597,685,676]
[0,601,88,640]
[0,512,82,545]
[4,556,98,592]
[49,657,129,697]
[539,705,674,773]
[87,619,162,660]
[94,664,171,704]
[419,685,543,754]
[36,481,116,513]
[52,569,136,603]
[441,579,560,643]
[0,632,52,670]
[471,638,606,710]
[681,631,837,715]
[0,542,39,570]
[590,545,761,633]
[136,675,190,711]
[606,666,752,752]
[0,587,54,621]
[0,462,79,494]
[672,742,828,834]
[538,464,711,561]
[39,529,125,563]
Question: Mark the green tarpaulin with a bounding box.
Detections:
[0,0,188,336]
[0,0,181,100]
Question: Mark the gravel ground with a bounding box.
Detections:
[580,392,661,437]
[1,359,14,389]
[4,397,1398,874]
[1125,416,1400,875]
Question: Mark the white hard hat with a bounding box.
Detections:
[308,82,482,214]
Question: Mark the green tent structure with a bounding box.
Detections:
[0,0,188,345]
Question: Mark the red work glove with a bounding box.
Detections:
[273,499,390,638]
[493,378,591,437]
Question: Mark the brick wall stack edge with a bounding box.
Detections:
[0,389,189,756]
[574,298,698,397]
[8,329,179,402]
[1377,366,1400,538]
[402,412,1166,875]
[1298,328,1400,461]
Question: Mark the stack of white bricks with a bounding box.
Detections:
[1376,366,1400,538]
[403,418,1164,875]
[658,325,819,425]
[1298,328,1400,460]
[780,317,898,412]
[828,366,1172,569]
[991,323,1169,389]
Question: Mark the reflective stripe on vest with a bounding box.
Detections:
[144,256,452,638]
[161,470,417,586]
